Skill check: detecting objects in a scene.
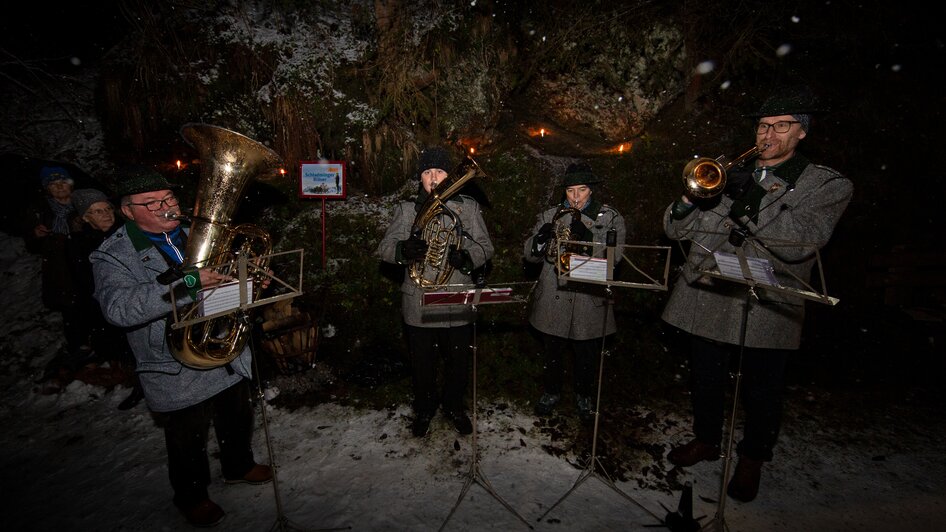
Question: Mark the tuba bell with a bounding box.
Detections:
[408,155,486,290]
[168,123,283,369]
[682,145,761,198]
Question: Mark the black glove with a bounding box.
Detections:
[535,222,553,244]
[447,245,472,272]
[400,236,428,261]
[569,218,591,242]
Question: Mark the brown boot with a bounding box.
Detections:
[667,439,721,467]
[727,456,763,502]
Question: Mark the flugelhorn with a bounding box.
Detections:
[545,206,583,273]
[682,145,761,198]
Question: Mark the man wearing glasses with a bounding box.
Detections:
[91,165,271,527]
[660,87,853,502]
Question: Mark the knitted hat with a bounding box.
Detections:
[560,162,603,187]
[416,147,455,178]
[112,165,180,198]
[40,166,74,188]
[72,188,110,218]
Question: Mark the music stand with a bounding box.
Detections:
[422,282,537,531]
[536,234,671,526]
[169,250,349,532]
[672,232,838,532]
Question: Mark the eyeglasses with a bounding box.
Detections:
[86,206,114,216]
[756,121,800,134]
[125,194,179,212]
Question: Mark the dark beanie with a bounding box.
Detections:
[560,162,603,187]
[416,147,455,178]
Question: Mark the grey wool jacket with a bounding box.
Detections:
[376,195,494,327]
[91,222,251,412]
[523,202,627,341]
[661,157,853,349]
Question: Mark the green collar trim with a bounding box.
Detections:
[124,220,154,252]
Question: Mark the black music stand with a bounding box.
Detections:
[672,233,838,532]
[169,250,349,532]
[535,234,672,526]
[422,282,537,532]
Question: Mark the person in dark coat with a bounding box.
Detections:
[523,162,627,423]
[25,166,91,389]
[71,188,143,409]
[376,146,494,438]
[661,86,853,502]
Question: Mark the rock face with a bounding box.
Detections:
[525,20,686,151]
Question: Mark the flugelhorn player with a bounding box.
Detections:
[661,86,853,503]
[376,146,494,438]
[524,162,626,423]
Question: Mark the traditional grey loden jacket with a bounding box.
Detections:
[661,156,853,349]
[523,202,627,341]
[91,222,251,412]
[376,195,494,327]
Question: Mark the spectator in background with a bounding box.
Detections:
[71,188,143,409]
[25,166,90,391]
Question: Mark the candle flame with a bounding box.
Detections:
[540,128,546,137]
[175,160,182,170]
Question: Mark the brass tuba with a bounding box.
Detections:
[408,155,486,289]
[682,145,760,198]
[168,123,283,369]
[545,206,583,273]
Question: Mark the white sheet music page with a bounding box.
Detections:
[198,280,253,316]
[712,252,780,286]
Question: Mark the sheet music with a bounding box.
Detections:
[198,280,253,316]
[713,252,779,287]
[567,255,608,281]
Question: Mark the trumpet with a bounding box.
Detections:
[682,145,762,198]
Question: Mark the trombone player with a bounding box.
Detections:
[661,86,853,502]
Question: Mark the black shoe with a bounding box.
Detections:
[118,385,144,411]
[176,498,225,528]
[533,392,561,416]
[411,413,433,437]
[445,411,473,435]
[576,395,594,423]
[667,439,721,467]
[727,456,763,502]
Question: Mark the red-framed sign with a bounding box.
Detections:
[299,160,347,199]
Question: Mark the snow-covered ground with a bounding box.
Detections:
[2,231,944,531]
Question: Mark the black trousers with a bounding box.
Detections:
[688,336,789,462]
[540,333,601,398]
[163,379,256,507]
[406,324,472,416]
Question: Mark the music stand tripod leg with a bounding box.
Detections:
[245,319,350,532]
[438,306,533,531]
[536,289,663,525]
[700,288,753,532]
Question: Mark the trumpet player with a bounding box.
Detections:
[661,86,853,502]
[524,162,626,423]
[376,146,494,438]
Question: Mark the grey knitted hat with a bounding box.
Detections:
[72,188,110,218]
